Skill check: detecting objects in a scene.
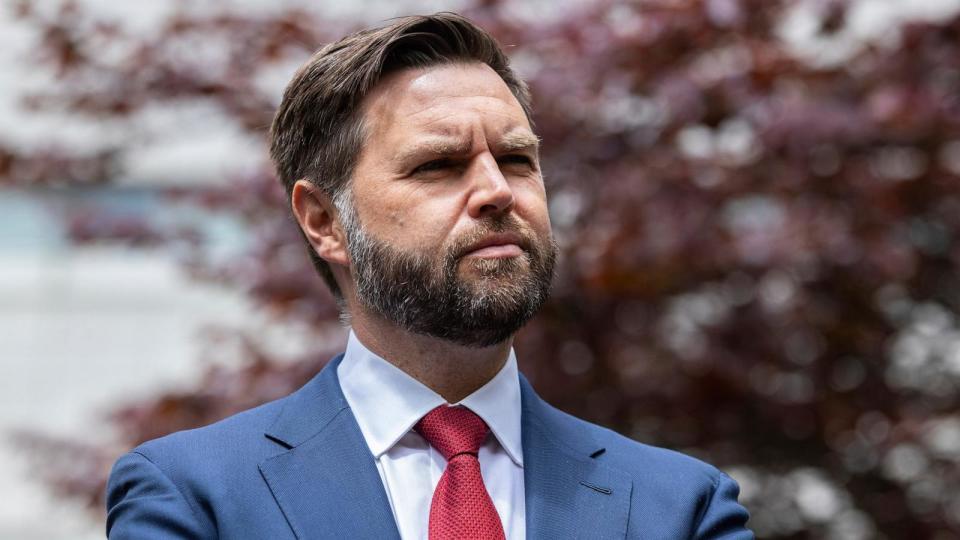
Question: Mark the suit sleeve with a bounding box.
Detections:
[694,472,754,539]
[106,451,214,539]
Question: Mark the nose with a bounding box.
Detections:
[466,153,515,219]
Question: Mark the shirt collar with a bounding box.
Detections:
[337,330,524,467]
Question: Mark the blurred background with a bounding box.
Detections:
[2,0,960,538]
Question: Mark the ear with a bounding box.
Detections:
[290,180,350,267]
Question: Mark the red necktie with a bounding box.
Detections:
[415,405,507,540]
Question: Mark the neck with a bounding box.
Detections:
[348,309,512,403]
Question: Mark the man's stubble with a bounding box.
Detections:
[336,192,557,348]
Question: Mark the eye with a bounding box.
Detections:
[412,158,454,174]
[498,154,534,167]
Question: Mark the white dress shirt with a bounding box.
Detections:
[337,331,526,540]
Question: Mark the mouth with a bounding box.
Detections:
[460,232,526,259]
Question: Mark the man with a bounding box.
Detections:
[106,13,753,539]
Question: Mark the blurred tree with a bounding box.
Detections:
[6,0,960,537]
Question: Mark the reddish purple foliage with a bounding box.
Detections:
[7,1,960,537]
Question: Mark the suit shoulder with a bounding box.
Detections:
[541,402,724,487]
[123,359,344,479]
[528,398,753,537]
[600,421,719,478]
[132,394,288,466]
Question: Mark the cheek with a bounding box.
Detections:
[384,208,406,228]
[354,179,412,228]
[515,188,552,232]
[366,189,461,247]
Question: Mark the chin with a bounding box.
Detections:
[461,253,530,278]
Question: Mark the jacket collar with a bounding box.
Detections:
[260,354,401,540]
[262,354,349,448]
[519,373,633,539]
[260,354,632,539]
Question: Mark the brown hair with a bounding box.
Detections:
[269,12,533,298]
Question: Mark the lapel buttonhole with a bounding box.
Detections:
[579,480,613,495]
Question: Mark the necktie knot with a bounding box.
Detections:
[414,404,505,539]
[415,405,489,461]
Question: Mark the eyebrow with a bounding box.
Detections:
[495,131,541,154]
[393,130,541,165]
[393,137,473,164]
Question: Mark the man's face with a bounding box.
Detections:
[341,62,556,347]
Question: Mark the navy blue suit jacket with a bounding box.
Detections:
[107,354,753,539]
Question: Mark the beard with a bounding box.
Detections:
[338,200,557,348]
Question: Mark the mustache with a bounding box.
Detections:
[449,215,535,260]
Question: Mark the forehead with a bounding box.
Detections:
[360,62,531,144]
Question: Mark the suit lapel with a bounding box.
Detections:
[259,355,400,540]
[520,375,633,540]
[256,355,632,539]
